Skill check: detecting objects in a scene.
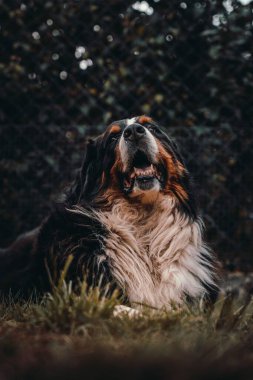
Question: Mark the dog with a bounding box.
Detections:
[0,116,219,307]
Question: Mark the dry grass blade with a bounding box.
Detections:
[215,291,235,330]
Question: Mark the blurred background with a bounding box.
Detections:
[0,0,252,270]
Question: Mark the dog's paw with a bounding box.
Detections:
[113,305,142,319]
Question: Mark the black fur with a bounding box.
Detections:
[0,133,118,296]
[0,117,217,301]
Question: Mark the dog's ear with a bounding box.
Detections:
[66,138,103,205]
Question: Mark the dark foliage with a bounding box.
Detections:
[0,0,252,267]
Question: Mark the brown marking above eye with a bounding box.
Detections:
[138,115,153,124]
[110,124,121,134]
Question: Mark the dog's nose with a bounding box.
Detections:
[123,123,145,141]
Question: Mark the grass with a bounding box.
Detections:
[1,272,253,379]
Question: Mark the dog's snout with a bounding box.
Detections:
[124,123,145,141]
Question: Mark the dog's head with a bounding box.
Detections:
[68,116,196,216]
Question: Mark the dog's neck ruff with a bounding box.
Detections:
[72,197,215,309]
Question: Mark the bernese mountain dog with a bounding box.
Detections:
[0,116,219,307]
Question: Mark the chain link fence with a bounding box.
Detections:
[0,0,253,269]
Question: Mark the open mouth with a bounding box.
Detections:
[123,151,163,193]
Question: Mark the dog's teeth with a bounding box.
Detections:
[132,166,159,178]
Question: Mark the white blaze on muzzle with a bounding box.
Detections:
[126,117,137,126]
[119,122,159,172]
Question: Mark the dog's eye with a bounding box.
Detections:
[148,125,161,135]
[110,133,121,142]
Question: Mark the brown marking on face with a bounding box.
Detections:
[176,160,186,176]
[110,145,124,181]
[156,140,188,201]
[138,115,153,124]
[101,171,106,187]
[156,140,178,179]
[97,123,188,207]
[99,188,124,208]
[110,124,121,134]
[172,183,188,202]
[97,145,124,206]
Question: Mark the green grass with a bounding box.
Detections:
[1,274,253,379]
[0,280,252,349]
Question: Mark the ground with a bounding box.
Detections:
[1,272,253,380]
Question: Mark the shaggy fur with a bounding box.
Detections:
[0,116,219,307]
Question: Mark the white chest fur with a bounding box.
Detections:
[96,198,215,308]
